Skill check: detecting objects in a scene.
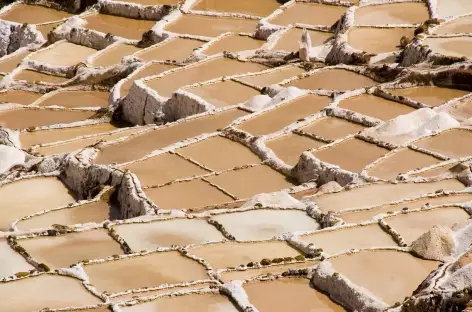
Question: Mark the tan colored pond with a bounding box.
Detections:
[91,43,141,67]
[212,209,319,240]
[366,148,441,180]
[300,116,366,141]
[202,35,264,55]
[94,108,247,164]
[348,27,415,54]
[437,0,472,18]
[273,28,332,52]
[115,218,224,250]
[120,63,178,97]
[412,162,465,178]
[164,14,258,38]
[238,94,330,136]
[269,2,346,27]
[0,177,76,231]
[440,97,472,122]
[113,0,179,5]
[207,165,296,199]
[424,37,472,59]
[13,69,69,84]
[312,138,389,173]
[36,21,62,38]
[145,57,267,97]
[83,13,156,40]
[84,251,209,293]
[314,179,465,213]
[37,90,109,108]
[435,15,472,35]
[354,2,428,25]
[188,241,300,269]
[330,250,439,305]
[286,69,377,91]
[245,278,344,312]
[191,0,279,16]
[0,4,72,24]
[388,86,469,107]
[238,65,305,88]
[0,238,34,279]
[221,262,316,282]
[184,80,260,108]
[0,50,30,73]
[29,41,97,67]
[0,274,101,312]
[136,38,204,62]
[19,229,123,268]
[178,136,260,171]
[113,283,213,302]
[415,129,472,158]
[266,133,324,165]
[0,90,42,105]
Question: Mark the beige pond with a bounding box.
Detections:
[354,2,428,25]
[238,65,305,88]
[413,162,465,178]
[113,283,213,302]
[439,97,472,122]
[313,179,465,213]
[191,0,279,16]
[300,116,366,141]
[0,108,95,130]
[165,14,258,38]
[184,80,260,108]
[123,153,209,187]
[91,43,141,67]
[220,261,317,282]
[312,138,389,173]
[238,94,330,136]
[386,207,469,244]
[0,90,42,105]
[178,136,260,171]
[301,224,396,255]
[113,0,179,5]
[0,49,30,73]
[286,69,377,91]
[123,293,238,312]
[273,28,332,52]
[29,41,97,67]
[244,278,344,312]
[13,69,69,84]
[366,148,441,180]
[37,90,109,108]
[145,179,233,210]
[0,4,72,24]
[339,94,416,121]
[17,200,111,230]
[84,251,209,293]
[36,21,62,38]
[348,27,415,54]
[269,2,346,27]
[266,133,325,166]
[188,241,300,269]
[136,38,204,62]
[206,165,296,199]
[19,229,123,268]
[0,238,34,278]
[437,0,472,18]
[120,63,178,96]
[202,35,264,55]
[0,274,101,312]
[339,193,472,224]
[0,177,76,231]
[83,13,156,40]
[388,86,469,107]
[114,218,224,250]
[145,57,267,97]
[330,250,439,305]
[212,209,319,240]
[94,109,247,164]
[424,37,472,59]
[434,15,472,35]
[414,129,472,158]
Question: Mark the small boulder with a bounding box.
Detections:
[411,225,456,261]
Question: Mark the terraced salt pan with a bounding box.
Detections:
[37,90,109,108]
[120,63,178,96]
[188,241,299,269]
[388,86,469,107]
[434,15,472,34]
[113,283,213,301]
[36,22,63,39]
[29,41,97,67]
[91,43,141,67]
[94,109,247,164]
[84,251,209,293]
[238,66,305,88]
[347,27,415,54]
[83,13,156,40]
[423,37,472,59]
[366,148,441,180]
[440,97,472,122]
[0,90,42,105]
[13,69,69,84]
[0,275,101,312]
[220,261,316,282]
[145,57,266,97]
[312,138,389,173]
[238,94,330,136]
[268,2,346,27]
[273,28,332,52]
[18,229,123,269]
[191,0,280,16]
[202,35,264,55]
[286,69,377,91]
[114,218,224,250]
[164,14,258,38]
[183,80,260,108]
[300,116,366,141]
[354,2,429,25]
[115,0,179,4]
[385,207,469,244]
[178,136,261,171]
[0,50,31,73]
[0,238,34,278]
[0,177,76,231]
[437,0,472,18]
[339,94,416,121]
[0,4,72,24]
[135,38,204,62]
[206,165,296,199]
[414,129,472,158]
[266,133,325,165]
[413,162,466,178]
[245,278,344,311]
[329,250,439,305]
[313,180,465,213]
